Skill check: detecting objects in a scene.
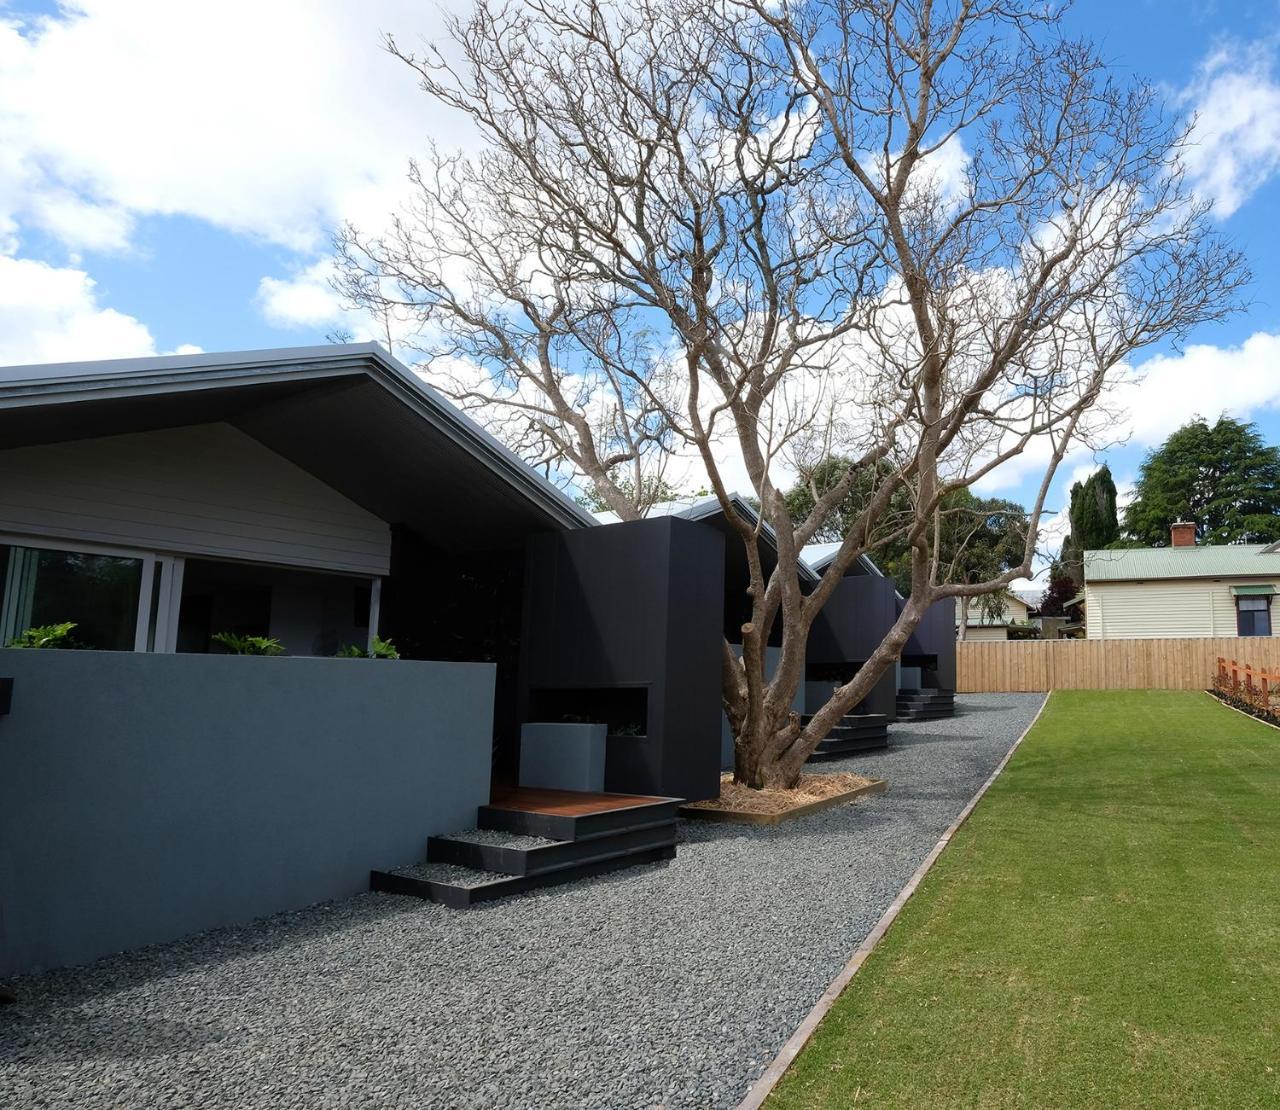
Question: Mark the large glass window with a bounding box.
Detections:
[1236,596,1272,638]
[0,543,144,651]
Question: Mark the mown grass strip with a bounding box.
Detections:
[769,690,1280,1109]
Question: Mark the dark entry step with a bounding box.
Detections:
[371,842,677,908]
[896,689,956,721]
[371,786,682,908]
[801,713,890,760]
[427,821,677,877]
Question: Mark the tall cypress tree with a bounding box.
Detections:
[1124,417,1280,546]
[1059,465,1121,582]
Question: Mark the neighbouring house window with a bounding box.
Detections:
[1236,596,1272,638]
[0,543,144,650]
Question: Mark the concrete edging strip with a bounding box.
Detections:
[736,692,1053,1110]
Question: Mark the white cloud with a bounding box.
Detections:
[1180,43,1280,218]
[0,255,157,364]
[28,191,135,254]
[0,1,473,255]
[1111,331,1280,447]
[257,262,348,329]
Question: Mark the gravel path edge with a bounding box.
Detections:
[737,691,1052,1110]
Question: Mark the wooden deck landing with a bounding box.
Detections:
[488,786,670,817]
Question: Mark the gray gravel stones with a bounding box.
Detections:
[445,827,561,849]
[0,693,1043,1110]
[391,861,505,888]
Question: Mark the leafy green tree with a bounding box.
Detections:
[786,460,1027,597]
[1059,465,1121,581]
[1124,417,1280,546]
[576,471,686,515]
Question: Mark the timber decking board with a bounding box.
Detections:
[488,786,669,816]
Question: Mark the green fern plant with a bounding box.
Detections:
[6,621,79,649]
[211,632,285,656]
[334,635,400,660]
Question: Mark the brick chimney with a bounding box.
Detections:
[1170,520,1197,548]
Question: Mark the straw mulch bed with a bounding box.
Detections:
[684,771,876,816]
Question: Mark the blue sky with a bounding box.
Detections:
[1,0,1279,579]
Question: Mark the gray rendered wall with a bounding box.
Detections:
[0,650,493,976]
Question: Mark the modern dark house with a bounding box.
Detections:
[0,344,952,975]
[0,345,676,973]
[804,543,958,723]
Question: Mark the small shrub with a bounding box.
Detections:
[334,635,400,660]
[6,621,79,649]
[212,632,286,656]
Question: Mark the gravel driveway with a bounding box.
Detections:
[0,693,1044,1109]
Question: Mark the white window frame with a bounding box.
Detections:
[0,531,183,653]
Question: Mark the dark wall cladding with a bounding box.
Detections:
[519,516,725,802]
[0,650,494,976]
[808,574,901,665]
[899,594,958,691]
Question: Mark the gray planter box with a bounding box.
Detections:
[520,722,607,792]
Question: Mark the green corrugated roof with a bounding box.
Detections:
[1084,544,1280,582]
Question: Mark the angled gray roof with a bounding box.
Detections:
[0,343,596,546]
[799,540,886,579]
[636,497,886,582]
[1085,544,1280,582]
[632,494,825,585]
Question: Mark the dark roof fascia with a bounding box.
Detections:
[0,344,596,533]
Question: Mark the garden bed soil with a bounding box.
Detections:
[1206,687,1280,730]
[680,771,888,825]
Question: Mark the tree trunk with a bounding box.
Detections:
[732,715,803,789]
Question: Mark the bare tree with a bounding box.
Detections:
[337,0,1246,787]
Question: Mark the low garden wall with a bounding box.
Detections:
[0,650,494,976]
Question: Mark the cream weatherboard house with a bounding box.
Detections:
[1084,523,1280,640]
[955,592,1031,641]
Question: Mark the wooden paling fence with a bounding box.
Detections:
[957,637,1280,693]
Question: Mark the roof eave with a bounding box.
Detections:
[0,343,597,533]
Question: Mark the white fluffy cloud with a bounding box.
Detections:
[257,262,348,330]
[0,1,471,255]
[1111,331,1280,446]
[0,254,157,364]
[1180,43,1280,218]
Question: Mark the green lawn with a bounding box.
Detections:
[769,691,1280,1109]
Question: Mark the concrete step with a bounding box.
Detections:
[371,843,678,908]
